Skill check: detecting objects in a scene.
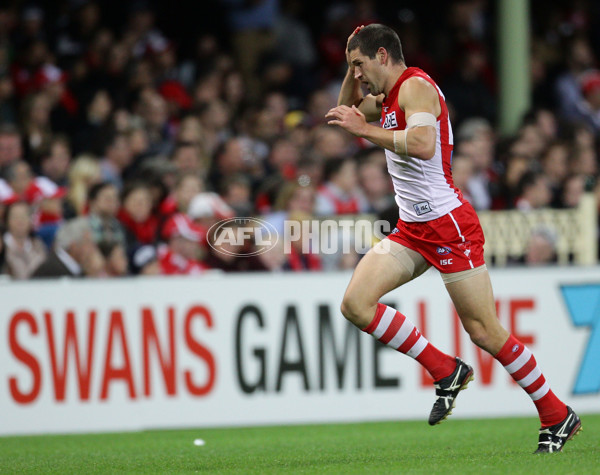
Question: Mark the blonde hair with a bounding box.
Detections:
[67,154,102,215]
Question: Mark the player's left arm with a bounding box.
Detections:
[325,77,440,160]
[397,77,441,159]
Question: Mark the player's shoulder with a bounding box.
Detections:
[397,75,439,108]
[399,75,437,95]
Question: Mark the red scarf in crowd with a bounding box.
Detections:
[117,209,159,244]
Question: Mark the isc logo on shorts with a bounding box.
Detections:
[440,259,453,265]
[382,111,398,129]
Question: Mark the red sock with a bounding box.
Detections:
[363,303,456,381]
[495,334,567,427]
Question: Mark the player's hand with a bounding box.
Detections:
[346,25,364,66]
[326,105,367,137]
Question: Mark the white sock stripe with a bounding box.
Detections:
[406,336,427,358]
[504,347,533,374]
[530,381,550,401]
[387,318,415,349]
[372,306,396,339]
[517,365,542,389]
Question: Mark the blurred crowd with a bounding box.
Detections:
[0,0,599,280]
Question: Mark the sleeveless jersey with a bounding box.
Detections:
[380,67,464,222]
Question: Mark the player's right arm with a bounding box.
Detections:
[337,26,382,123]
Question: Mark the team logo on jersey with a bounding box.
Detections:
[436,246,451,255]
[382,111,398,129]
[458,241,471,258]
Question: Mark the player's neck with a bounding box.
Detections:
[383,63,408,96]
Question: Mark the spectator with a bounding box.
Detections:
[32,217,100,278]
[39,135,71,186]
[561,174,587,208]
[130,244,160,275]
[100,132,134,190]
[2,202,46,279]
[282,211,321,271]
[0,124,23,171]
[357,151,394,213]
[451,154,475,204]
[87,182,126,246]
[221,174,253,216]
[65,155,102,217]
[454,118,496,210]
[515,171,552,211]
[523,226,559,266]
[158,213,206,275]
[118,182,159,251]
[315,157,369,216]
[541,141,570,206]
[98,240,129,277]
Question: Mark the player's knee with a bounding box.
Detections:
[340,294,370,327]
[467,327,493,351]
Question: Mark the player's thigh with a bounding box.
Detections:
[444,267,509,352]
[343,239,429,311]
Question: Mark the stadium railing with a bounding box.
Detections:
[477,193,598,266]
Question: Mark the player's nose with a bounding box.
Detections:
[354,68,362,80]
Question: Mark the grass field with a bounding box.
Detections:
[1,414,598,474]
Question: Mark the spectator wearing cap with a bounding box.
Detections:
[32,217,100,278]
[2,202,47,279]
[3,160,66,239]
[315,157,369,216]
[158,213,207,275]
[87,182,126,246]
[118,182,159,252]
[187,191,234,232]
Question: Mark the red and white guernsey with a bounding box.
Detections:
[380,67,464,222]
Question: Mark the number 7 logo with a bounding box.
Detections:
[560,284,600,394]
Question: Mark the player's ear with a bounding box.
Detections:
[377,47,387,64]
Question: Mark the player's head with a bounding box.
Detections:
[347,24,404,65]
